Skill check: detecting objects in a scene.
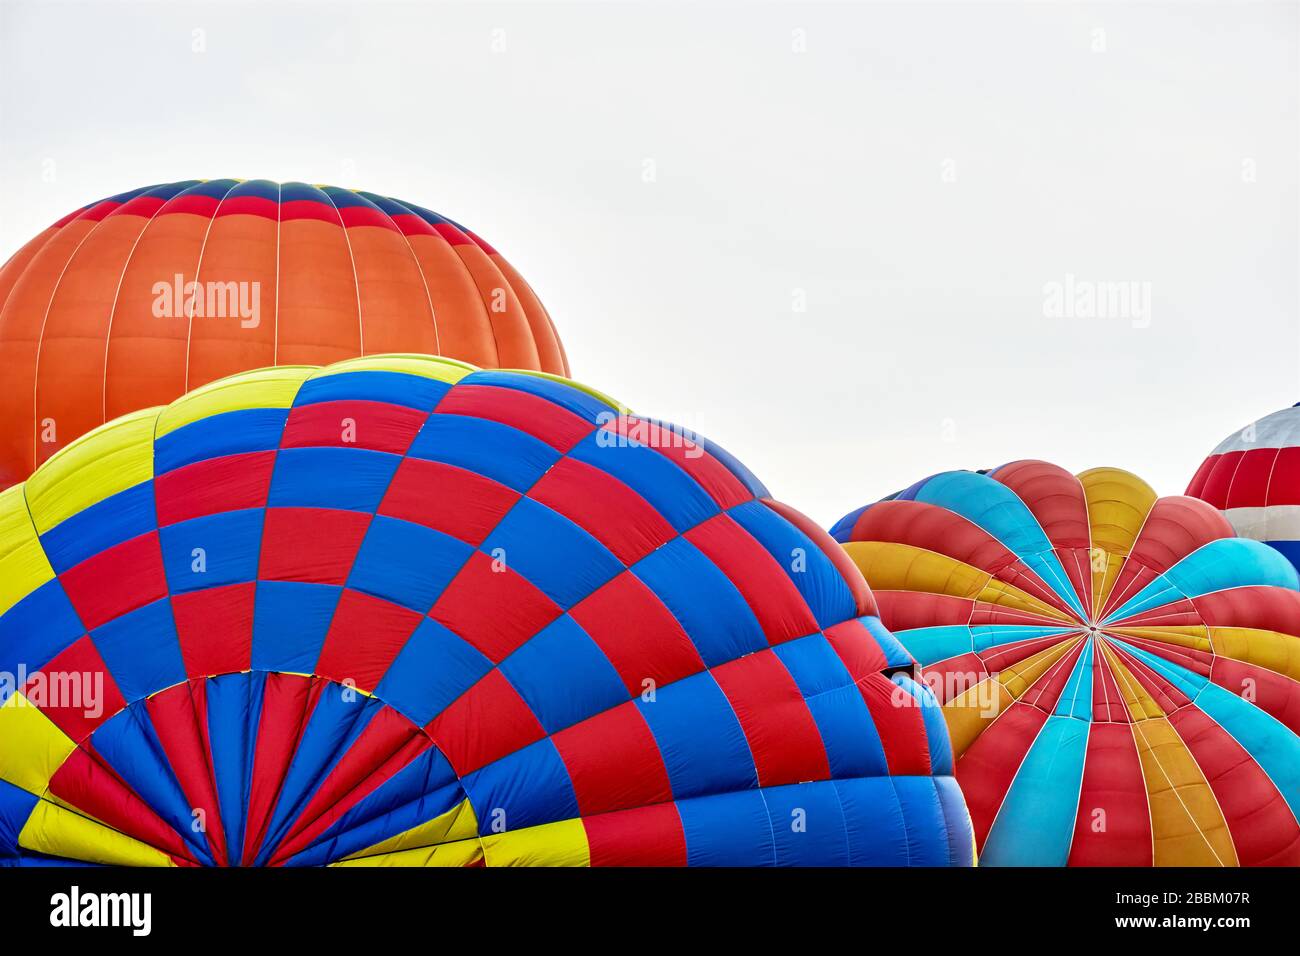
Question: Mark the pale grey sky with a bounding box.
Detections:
[1,0,1297,526]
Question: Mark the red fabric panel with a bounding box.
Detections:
[243,675,323,865]
[435,384,592,452]
[258,507,371,584]
[584,802,688,867]
[315,590,422,691]
[553,701,672,816]
[1092,648,1133,723]
[1271,447,1300,505]
[958,703,1049,848]
[49,746,194,862]
[270,707,430,864]
[426,670,546,776]
[1019,640,1085,712]
[1195,450,1244,509]
[686,513,820,645]
[1195,586,1300,634]
[1067,722,1151,865]
[379,458,518,546]
[154,450,275,526]
[710,649,830,787]
[145,680,230,865]
[1211,659,1300,736]
[280,400,426,455]
[60,531,167,630]
[857,671,932,776]
[1169,707,1300,865]
[822,618,890,683]
[171,582,255,677]
[569,571,704,696]
[527,457,675,565]
[1224,448,1281,509]
[430,551,561,662]
[25,635,126,741]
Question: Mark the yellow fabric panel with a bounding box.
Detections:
[1077,467,1157,617]
[1107,626,1212,655]
[1099,641,1165,721]
[154,366,314,439]
[843,541,1072,623]
[0,692,76,794]
[342,799,478,861]
[20,800,175,867]
[943,679,1013,758]
[481,817,591,867]
[24,407,159,535]
[310,352,476,385]
[1209,627,1300,683]
[1128,718,1237,867]
[331,837,483,867]
[0,483,53,617]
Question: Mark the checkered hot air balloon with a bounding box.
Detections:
[831,461,1300,866]
[1187,403,1300,575]
[0,356,972,867]
[0,180,568,489]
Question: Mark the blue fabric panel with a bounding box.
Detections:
[828,504,868,543]
[892,776,959,866]
[482,499,621,609]
[892,674,953,775]
[40,482,157,573]
[631,536,767,667]
[635,669,756,800]
[833,777,910,865]
[294,371,451,412]
[678,787,774,866]
[347,516,472,612]
[762,780,851,866]
[159,508,263,593]
[861,615,916,669]
[464,738,578,834]
[935,775,976,866]
[499,615,628,734]
[154,409,288,474]
[0,581,85,677]
[91,599,186,701]
[250,582,341,674]
[373,618,493,726]
[90,707,215,865]
[268,447,400,512]
[205,671,265,865]
[0,778,39,858]
[407,414,559,492]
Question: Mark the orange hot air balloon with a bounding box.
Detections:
[0,179,568,488]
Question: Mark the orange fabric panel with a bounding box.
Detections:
[404,234,498,367]
[453,244,541,370]
[344,225,438,356]
[102,211,210,422]
[184,212,279,390]
[493,253,568,376]
[275,218,361,367]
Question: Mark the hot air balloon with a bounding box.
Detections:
[0,179,568,489]
[0,355,971,867]
[831,461,1300,866]
[1187,403,1300,575]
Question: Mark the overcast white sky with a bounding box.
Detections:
[1,0,1297,526]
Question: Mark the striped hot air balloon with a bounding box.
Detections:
[0,179,568,489]
[1187,403,1300,574]
[831,461,1300,866]
[0,355,972,867]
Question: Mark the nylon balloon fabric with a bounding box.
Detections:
[0,355,971,867]
[831,461,1300,867]
[0,179,568,489]
[1187,402,1300,575]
